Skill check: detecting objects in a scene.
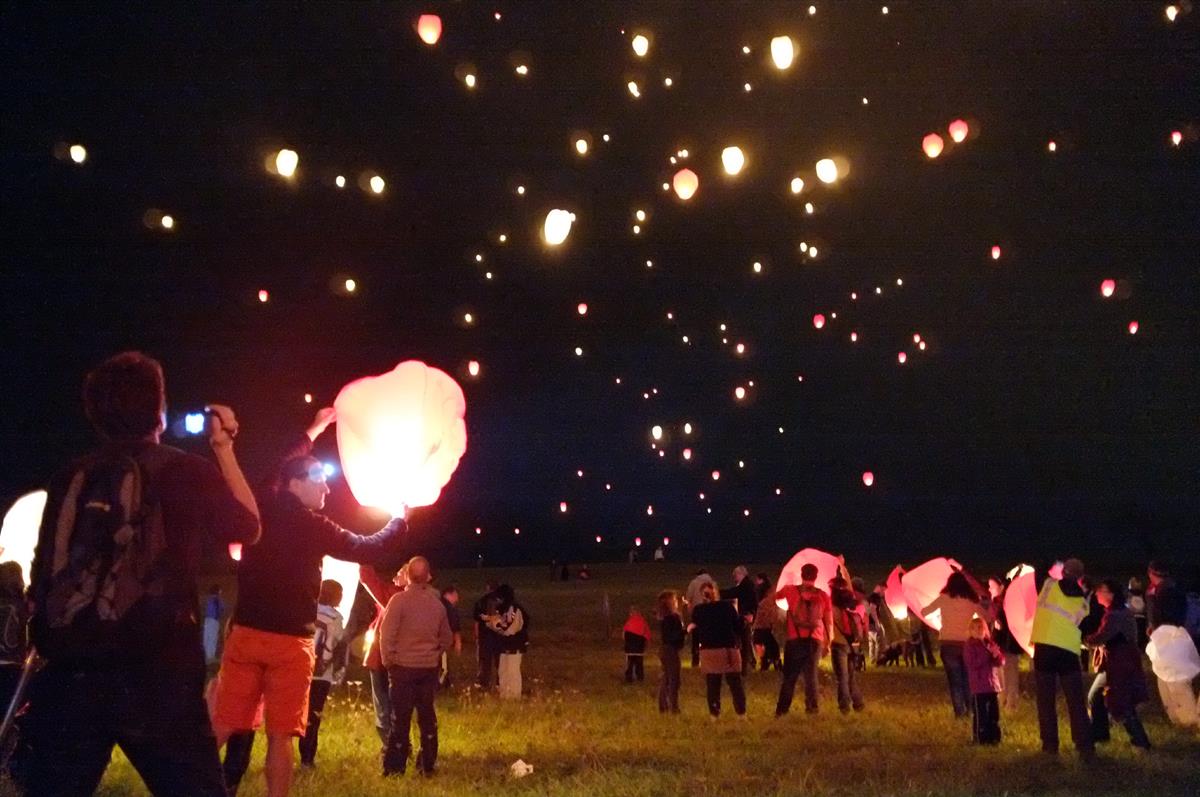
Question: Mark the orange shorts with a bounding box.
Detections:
[213,625,315,737]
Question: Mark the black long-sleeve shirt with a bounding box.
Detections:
[691,601,743,649]
[660,614,685,650]
[720,577,758,618]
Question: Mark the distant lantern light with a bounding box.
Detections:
[770,36,795,70]
[335,175,346,188]
[514,528,520,535]
[735,342,746,354]
[627,80,641,98]
[514,64,529,76]
[815,158,839,183]
[228,543,243,561]
[664,77,673,87]
[1047,140,1057,153]
[1128,320,1139,335]
[344,278,357,293]
[577,302,588,315]
[812,314,826,329]
[516,185,526,195]
[850,331,858,342]
[808,5,817,15]
[1166,5,1179,22]
[851,292,858,300]
[304,393,313,404]
[1170,130,1183,147]
[712,470,721,481]
[809,246,819,258]
[991,245,1002,260]
[922,133,945,159]
[743,509,751,517]
[274,148,299,178]
[596,535,602,543]
[631,34,650,57]
[646,505,654,516]
[160,215,175,230]
[463,312,474,324]
[882,4,889,12]
[862,96,870,105]
[543,209,576,246]
[575,138,589,156]
[743,82,752,92]
[463,73,477,89]
[1101,279,1116,298]
[752,261,762,274]
[862,471,875,487]
[721,146,746,176]
[742,45,751,55]
[683,448,692,460]
[651,424,663,440]
[635,209,646,222]
[467,360,480,377]
[68,144,87,164]
[476,527,482,535]
[369,174,386,194]
[790,176,804,194]
[672,168,699,200]
[734,386,746,401]
[898,352,908,364]
[560,501,568,513]
[918,341,927,351]
[948,119,969,143]
[635,536,643,546]
[663,537,670,546]
[683,422,693,435]
[804,202,814,215]
[416,14,442,45]
[913,333,922,344]
[603,134,611,142]
[257,289,269,303]
[574,346,583,357]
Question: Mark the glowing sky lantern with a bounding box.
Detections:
[775,548,841,608]
[467,360,480,377]
[769,36,795,70]
[543,209,576,246]
[577,302,588,316]
[1128,320,1139,335]
[627,80,641,98]
[1170,130,1182,147]
[560,501,568,513]
[1047,140,1057,152]
[897,352,907,364]
[991,245,1002,260]
[369,175,385,194]
[862,471,874,487]
[334,360,467,513]
[274,148,298,178]
[257,289,269,303]
[682,448,692,460]
[574,137,589,156]
[651,424,663,440]
[884,565,909,620]
[228,543,242,561]
[631,33,650,57]
[1166,4,1179,22]
[814,158,839,184]
[948,119,969,143]
[734,386,746,401]
[711,470,721,481]
[160,215,175,230]
[683,422,693,435]
[812,313,825,329]
[68,144,87,164]
[416,14,442,45]
[344,278,357,293]
[1,490,46,583]
[672,168,699,200]
[1100,278,1116,298]
[790,176,804,194]
[922,133,945,159]
[1003,565,1037,656]
[902,558,960,630]
[721,146,746,176]
[321,556,360,621]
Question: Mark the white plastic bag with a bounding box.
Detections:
[1146,625,1200,683]
[510,759,534,778]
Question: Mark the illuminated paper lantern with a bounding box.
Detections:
[1003,564,1036,656]
[901,557,959,630]
[991,245,1002,260]
[1128,320,1139,335]
[769,36,795,70]
[884,565,909,620]
[322,556,360,620]
[334,360,467,513]
[228,543,242,561]
[812,313,825,329]
[577,302,588,316]
[1100,279,1116,298]
[790,176,804,194]
[673,168,699,200]
[467,360,480,377]
[897,352,907,364]
[721,147,746,176]
[815,158,838,184]
[274,149,298,178]
[69,144,87,164]
[416,14,442,45]
[948,119,969,143]
[257,289,269,303]
[543,209,576,245]
[1,490,47,583]
[631,34,649,57]
[922,133,944,159]
[1170,130,1183,147]
[775,548,841,609]
[734,386,746,400]
[861,471,874,487]
[651,424,663,440]
[1147,625,1200,682]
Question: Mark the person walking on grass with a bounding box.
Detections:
[657,591,685,713]
[379,556,452,777]
[964,617,1004,745]
[923,567,988,718]
[623,606,651,683]
[775,563,833,717]
[298,580,344,768]
[1086,579,1152,750]
[1030,558,1095,759]
[689,582,746,718]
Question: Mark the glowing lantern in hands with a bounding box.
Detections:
[922,133,944,159]
[1,490,47,583]
[769,36,795,70]
[334,361,467,513]
[543,209,576,245]
[884,565,909,620]
[322,556,360,620]
[673,168,699,200]
[948,119,969,143]
[1003,564,1036,656]
[901,557,959,630]
[416,14,442,45]
[775,548,842,608]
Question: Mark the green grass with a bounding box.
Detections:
[58,564,1200,794]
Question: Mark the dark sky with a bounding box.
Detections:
[2,2,1198,569]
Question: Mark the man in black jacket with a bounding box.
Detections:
[721,565,759,675]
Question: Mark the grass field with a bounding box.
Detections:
[73,563,1200,795]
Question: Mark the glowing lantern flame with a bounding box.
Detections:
[721,146,746,176]
[898,352,907,364]
[651,425,663,440]
[560,502,568,513]
[922,133,944,159]
[775,548,841,609]
[1,490,47,582]
[577,302,588,315]
[228,543,242,561]
[467,360,480,377]
[1170,130,1182,147]
[274,149,298,178]
[416,14,442,45]
[683,448,692,460]
[672,168,699,200]
[862,471,874,487]
[334,360,467,513]
[948,119,969,143]
[991,245,1002,260]
[627,81,641,98]
[712,470,721,480]
[575,138,589,156]
[769,36,795,70]
[790,176,804,194]
[543,209,576,246]
[1167,5,1179,22]
[815,158,839,184]
[631,34,649,57]
[812,314,825,329]
[69,144,87,164]
[1128,320,1139,335]
[257,289,270,303]
[1101,279,1116,298]
[369,175,386,194]
[734,386,746,400]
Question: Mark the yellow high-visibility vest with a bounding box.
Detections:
[1030,579,1087,652]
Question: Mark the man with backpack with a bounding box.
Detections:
[211,405,408,797]
[22,351,261,795]
[775,563,834,716]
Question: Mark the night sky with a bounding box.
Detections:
[2,2,1198,570]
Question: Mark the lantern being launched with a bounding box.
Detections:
[775,548,841,609]
[884,565,909,620]
[1003,564,1037,656]
[672,168,699,200]
[322,556,360,622]
[901,557,959,630]
[334,361,467,514]
[1,490,47,584]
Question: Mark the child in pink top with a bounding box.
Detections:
[964,617,1005,744]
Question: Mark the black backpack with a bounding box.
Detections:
[32,448,174,661]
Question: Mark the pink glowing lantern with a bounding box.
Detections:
[812,313,826,329]
[902,557,960,630]
[1171,130,1183,147]
[897,352,907,364]
[416,14,443,45]
[990,245,1002,260]
[884,565,909,620]
[922,133,944,159]
[1003,563,1037,656]
[948,119,969,143]
[1100,279,1116,298]
[672,168,699,201]
[861,471,874,487]
[775,547,842,608]
[577,302,588,316]
[335,360,467,514]
[228,543,243,561]
[1128,320,1139,335]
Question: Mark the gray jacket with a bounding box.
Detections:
[380,582,452,669]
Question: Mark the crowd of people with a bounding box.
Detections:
[0,352,1197,796]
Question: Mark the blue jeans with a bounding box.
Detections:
[940,642,970,717]
[370,668,391,744]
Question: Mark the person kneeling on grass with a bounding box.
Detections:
[623,605,651,683]
[964,617,1004,745]
[689,582,746,718]
[380,556,452,777]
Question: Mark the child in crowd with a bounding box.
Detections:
[657,591,685,712]
[299,580,345,767]
[623,606,651,682]
[964,616,1004,744]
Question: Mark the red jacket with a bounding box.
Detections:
[360,565,403,671]
[623,613,651,640]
